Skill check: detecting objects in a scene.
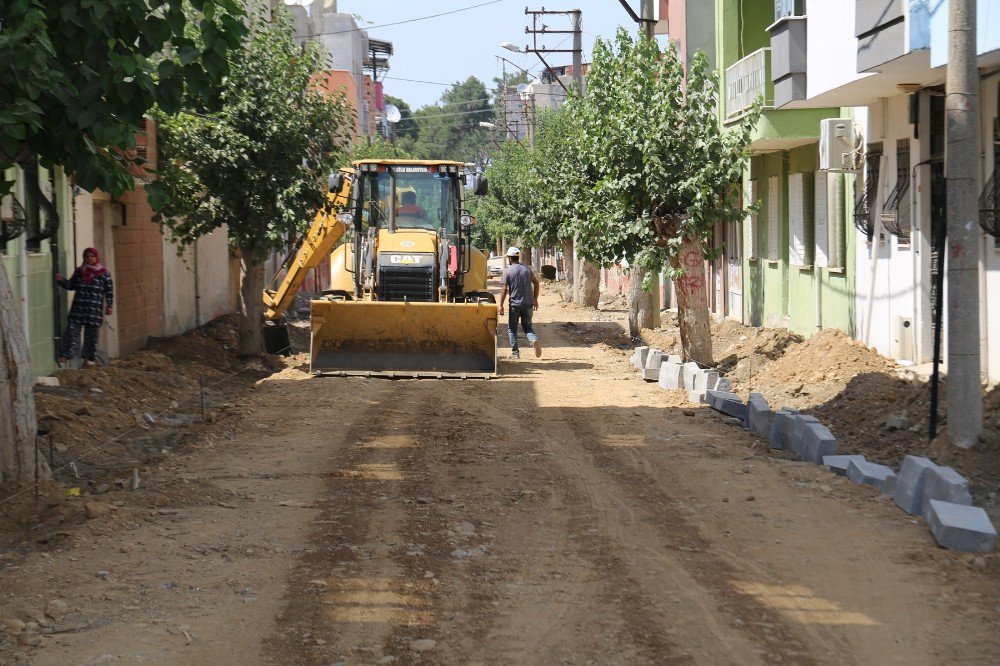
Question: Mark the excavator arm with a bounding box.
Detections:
[263,170,353,321]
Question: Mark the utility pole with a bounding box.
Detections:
[571,10,582,92]
[945,0,982,448]
[522,7,596,305]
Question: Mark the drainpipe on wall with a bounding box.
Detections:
[980,205,989,383]
[910,159,926,364]
[977,75,988,384]
[863,223,883,346]
[814,266,822,332]
[17,233,28,343]
[193,238,201,327]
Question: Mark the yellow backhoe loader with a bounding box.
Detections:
[262,159,497,378]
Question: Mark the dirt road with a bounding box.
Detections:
[3,291,998,665]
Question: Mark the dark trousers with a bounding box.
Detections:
[60,320,100,361]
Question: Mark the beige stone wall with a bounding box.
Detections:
[113,188,164,355]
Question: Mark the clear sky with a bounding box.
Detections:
[332,1,652,109]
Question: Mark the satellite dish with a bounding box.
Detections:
[384,104,402,124]
[516,83,529,94]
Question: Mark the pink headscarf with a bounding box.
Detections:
[81,247,108,284]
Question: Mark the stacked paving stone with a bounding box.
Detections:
[626,344,999,553]
[632,348,728,400]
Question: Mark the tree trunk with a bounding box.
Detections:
[0,263,45,484]
[532,247,542,273]
[668,236,713,365]
[576,259,600,308]
[561,237,574,301]
[238,253,265,357]
[627,266,661,339]
[519,245,532,269]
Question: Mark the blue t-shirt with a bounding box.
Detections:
[502,262,535,306]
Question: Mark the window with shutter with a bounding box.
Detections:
[789,173,815,267]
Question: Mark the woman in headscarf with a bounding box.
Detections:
[56,247,114,367]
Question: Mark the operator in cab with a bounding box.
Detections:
[395,190,431,229]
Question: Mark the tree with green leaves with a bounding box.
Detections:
[476,139,542,267]
[575,30,759,363]
[348,136,414,162]
[0,0,246,485]
[411,77,492,162]
[0,0,246,198]
[150,3,352,356]
[532,103,598,304]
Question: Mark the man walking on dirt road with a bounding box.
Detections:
[498,246,541,359]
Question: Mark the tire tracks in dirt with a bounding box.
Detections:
[553,406,821,664]
[263,379,418,664]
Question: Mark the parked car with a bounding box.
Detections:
[487,256,504,277]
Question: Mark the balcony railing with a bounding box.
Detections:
[725,48,773,122]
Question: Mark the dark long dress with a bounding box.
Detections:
[59,268,114,326]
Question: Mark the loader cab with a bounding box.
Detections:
[349,160,476,303]
[353,162,463,235]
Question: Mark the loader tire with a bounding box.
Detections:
[465,291,496,304]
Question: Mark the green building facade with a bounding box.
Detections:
[713,0,857,337]
[2,165,75,377]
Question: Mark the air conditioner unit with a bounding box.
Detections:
[819,118,857,171]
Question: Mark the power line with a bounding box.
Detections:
[409,106,496,121]
[384,76,456,87]
[295,0,503,40]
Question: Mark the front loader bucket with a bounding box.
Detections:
[310,300,498,378]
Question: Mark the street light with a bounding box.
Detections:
[500,39,570,95]
[478,121,496,129]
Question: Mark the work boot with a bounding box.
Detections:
[511,349,520,359]
[533,339,542,358]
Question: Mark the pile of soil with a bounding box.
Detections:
[639,316,1000,514]
[0,316,275,550]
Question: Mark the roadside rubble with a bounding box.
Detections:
[632,343,998,553]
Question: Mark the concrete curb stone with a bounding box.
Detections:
[823,454,866,476]
[787,415,822,456]
[640,349,662,381]
[768,408,799,450]
[631,346,649,369]
[705,389,740,410]
[799,421,837,463]
[644,349,663,370]
[657,362,683,389]
[925,500,997,553]
[892,456,938,515]
[846,459,897,494]
[746,393,773,438]
[921,465,973,516]
[693,369,719,392]
[681,362,701,390]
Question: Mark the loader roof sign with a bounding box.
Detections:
[393,166,435,173]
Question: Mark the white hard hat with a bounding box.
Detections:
[506,246,521,257]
